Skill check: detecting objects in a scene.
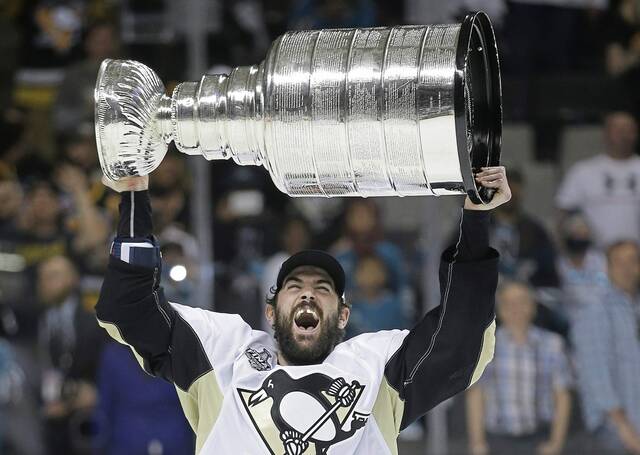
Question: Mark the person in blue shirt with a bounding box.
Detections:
[333,199,408,297]
[571,240,640,455]
[346,254,411,339]
[0,339,24,452]
[95,342,194,455]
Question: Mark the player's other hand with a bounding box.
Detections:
[464,166,511,211]
[102,175,149,193]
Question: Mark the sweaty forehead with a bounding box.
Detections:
[284,266,335,287]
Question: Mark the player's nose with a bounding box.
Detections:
[300,289,316,301]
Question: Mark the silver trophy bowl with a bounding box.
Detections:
[95,12,502,203]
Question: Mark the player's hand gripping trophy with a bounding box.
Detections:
[95,12,502,204]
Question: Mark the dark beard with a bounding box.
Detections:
[273,306,345,366]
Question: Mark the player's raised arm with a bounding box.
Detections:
[96,176,179,378]
[384,166,509,431]
[97,176,260,452]
[97,176,253,389]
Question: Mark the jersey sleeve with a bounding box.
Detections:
[379,209,498,431]
[95,191,250,393]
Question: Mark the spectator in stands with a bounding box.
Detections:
[557,210,607,317]
[55,162,109,273]
[58,123,103,192]
[489,169,559,287]
[38,255,105,455]
[332,199,408,296]
[211,165,288,326]
[604,0,640,76]
[12,178,69,266]
[4,166,105,275]
[15,0,87,96]
[150,183,199,266]
[95,342,194,455]
[0,337,45,455]
[148,155,195,253]
[3,178,70,339]
[603,0,640,117]
[556,111,640,248]
[346,253,410,339]
[0,179,46,455]
[53,20,120,136]
[466,281,572,455]
[0,339,25,452]
[0,176,23,237]
[571,240,640,455]
[12,1,87,158]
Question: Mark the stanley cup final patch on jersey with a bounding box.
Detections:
[238,370,369,455]
[245,347,273,371]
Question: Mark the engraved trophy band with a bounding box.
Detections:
[95,11,502,203]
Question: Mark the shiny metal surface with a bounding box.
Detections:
[95,12,502,202]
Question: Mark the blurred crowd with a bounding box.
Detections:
[0,0,639,455]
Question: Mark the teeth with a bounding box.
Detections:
[295,308,318,320]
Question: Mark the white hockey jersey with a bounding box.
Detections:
[96,191,498,454]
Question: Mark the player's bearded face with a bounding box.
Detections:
[273,269,345,365]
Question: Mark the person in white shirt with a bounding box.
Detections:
[556,111,640,248]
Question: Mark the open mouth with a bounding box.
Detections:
[293,307,320,333]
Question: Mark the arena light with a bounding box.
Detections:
[169,265,187,282]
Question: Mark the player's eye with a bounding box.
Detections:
[287,283,300,290]
[316,286,330,293]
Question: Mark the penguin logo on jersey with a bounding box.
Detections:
[238,370,369,454]
[245,347,273,371]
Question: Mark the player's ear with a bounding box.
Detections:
[265,303,275,326]
[338,304,349,329]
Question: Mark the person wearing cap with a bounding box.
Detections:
[96,167,510,455]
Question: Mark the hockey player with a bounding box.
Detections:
[97,166,510,454]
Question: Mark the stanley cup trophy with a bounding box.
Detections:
[95,11,501,203]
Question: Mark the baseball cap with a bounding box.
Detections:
[276,250,345,298]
